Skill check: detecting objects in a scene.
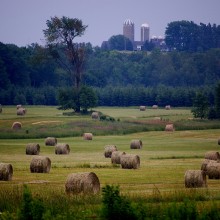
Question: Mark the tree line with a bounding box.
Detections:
[0,43,219,107]
[0,19,220,109]
[165,21,220,52]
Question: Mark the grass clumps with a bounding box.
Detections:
[18,185,45,220]
[1,185,220,219]
[101,185,145,220]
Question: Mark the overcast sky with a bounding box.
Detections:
[0,0,220,47]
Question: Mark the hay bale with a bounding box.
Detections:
[130,140,142,149]
[45,137,57,146]
[111,151,126,164]
[152,105,158,109]
[139,106,146,111]
[104,145,117,158]
[30,156,51,173]
[17,108,26,116]
[165,124,174,132]
[16,104,22,109]
[0,163,13,181]
[201,159,211,172]
[65,172,100,194]
[165,105,171,110]
[26,143,40,155]
[83,133,93,140]
[91,112,99,120]
[55,143,70,154]
[120,154,140,169]
[204,151,220,161]
[184,170,206,188]
[11,121,22,129]
[205,161,220,179]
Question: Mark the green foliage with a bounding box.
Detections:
[207,107,217,120]
[58,86,97,112]
[201,203,220,220]
[191,91,209,119]
[58,87,79,111]
[79,86,98,112]
[100,114,116,122]
[44,16,87,44]
[1,38,220,107]
[166,199,198,220]
[107,35,133,51]
[165,21,220,52]
[101,185,141,220]
[18,185,45,220]
[43,16,87,90]
[215,82,220,118]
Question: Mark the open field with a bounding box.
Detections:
[0,106,220,218]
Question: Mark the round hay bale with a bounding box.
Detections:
[165,105,171,110]
[11,121,22,130]
[83,133,93,140]
[45,137,57,146]
[0,163,13,181]
[65,172,100,194]
[91,112,99,120]
[30,156,51,173]
[111,151,126,164]
[26,143,40,155]
[55,143,70,155]
[152,105,158,109]
[130,140,142,149]
[204,151,220,161]
[165,124,174,132]
[205,161,220,179]
[120,154,140,169]
[16,104,22,109]
[184,170,206,188]
[17,108,26,116]
[104,145,117,158]
[201,159,212,172]
[139,106,146,111]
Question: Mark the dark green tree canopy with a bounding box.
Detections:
[191,91,209,119]
[108,35,133,51]
[43,16,88,89]
[165,21,220,52]
[58,86,97,113]
[43,16,87,45]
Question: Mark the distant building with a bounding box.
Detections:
[141,23,150,42]
[123,19,135,43]
[123,18,151,50]
[101,19,167,51]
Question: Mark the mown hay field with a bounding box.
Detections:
[0,106,220,201]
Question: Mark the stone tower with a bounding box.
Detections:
[123,19,134,42]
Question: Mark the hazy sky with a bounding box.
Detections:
[0,0,220,47]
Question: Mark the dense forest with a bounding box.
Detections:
[0,20,220,107]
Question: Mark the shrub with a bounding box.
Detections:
[18,185,45,220]
[101,185,140,220]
